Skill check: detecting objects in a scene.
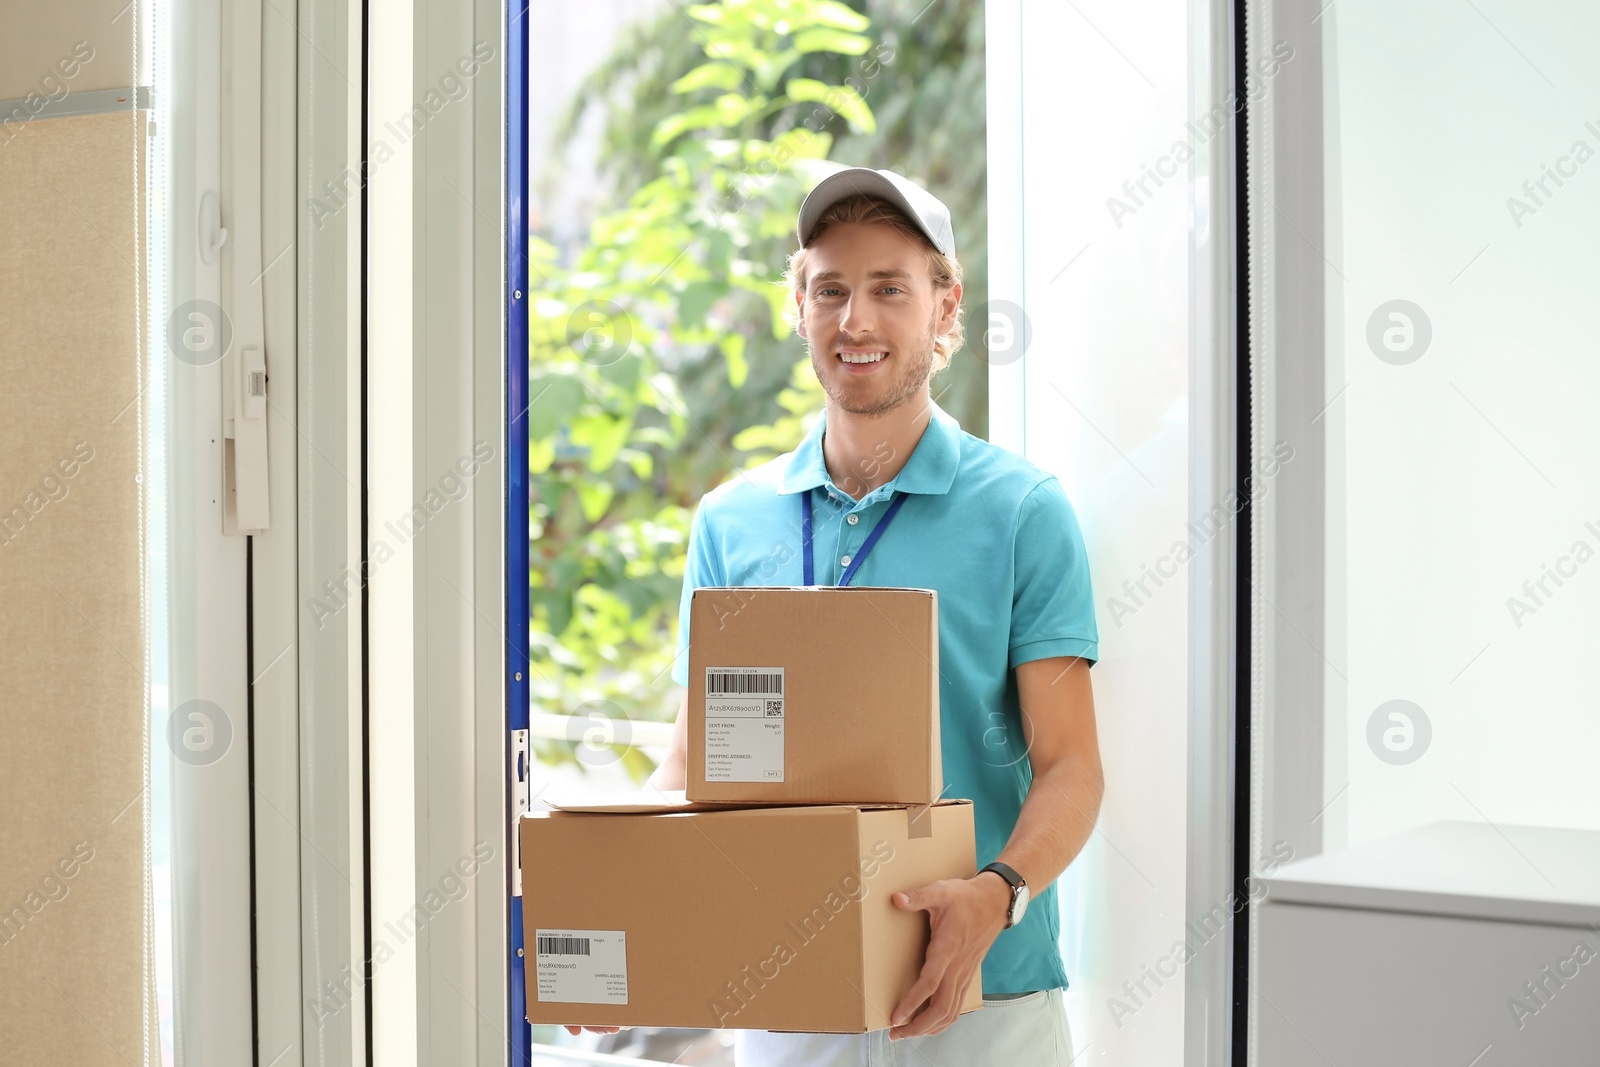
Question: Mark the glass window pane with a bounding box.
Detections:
[1319,0,1600,856]
[1252,2,1600,1063]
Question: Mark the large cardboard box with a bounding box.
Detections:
[686,586,941,805]
[520,794,980,1033]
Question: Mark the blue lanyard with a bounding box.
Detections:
[801,487,909,586]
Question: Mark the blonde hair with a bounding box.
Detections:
[784,194,965,373]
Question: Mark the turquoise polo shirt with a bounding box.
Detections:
[671,400,1099,995]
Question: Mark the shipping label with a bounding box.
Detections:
[704,667,785,782]
[534,929,628,1005]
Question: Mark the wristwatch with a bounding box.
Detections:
[979,861,1030,929]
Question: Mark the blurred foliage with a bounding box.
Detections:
[527,0,987,776]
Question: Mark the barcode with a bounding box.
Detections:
[707,671,783,695]
[537,935,591,956]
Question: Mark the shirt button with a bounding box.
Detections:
[840,554,852,567]
[846,514,860,525]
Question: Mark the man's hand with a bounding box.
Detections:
[886,871,1012,1040]
[562,1025,632,1037]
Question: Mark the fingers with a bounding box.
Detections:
[562,1025,626,1035]
[889,994,954,1039]
[893,880,948,912]
[890,968,974,1040]
[891,948,950,1028]
[890,888,960,1026]
[890,963,979,1040]
[891,978,933,1029]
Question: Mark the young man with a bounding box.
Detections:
[644,168,1103,1064]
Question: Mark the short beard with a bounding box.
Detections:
[809,308,938,417]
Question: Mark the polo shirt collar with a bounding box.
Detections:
[778,399,962,497]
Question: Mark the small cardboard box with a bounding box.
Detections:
[686,586,940,805]
[520,794,979,1033]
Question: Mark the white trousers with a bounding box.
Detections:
[733,988,1075,1067]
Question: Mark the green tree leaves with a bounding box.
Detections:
[526,0,988,779]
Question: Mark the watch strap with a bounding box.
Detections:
[979,861,1024,890]
[979,861,1026,928]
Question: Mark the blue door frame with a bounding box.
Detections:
[506,0,531,1061]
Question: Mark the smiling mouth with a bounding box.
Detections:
[837,351,888,364]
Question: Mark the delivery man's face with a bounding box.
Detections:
[796,220,959,417]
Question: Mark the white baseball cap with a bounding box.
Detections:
[796,167,956,257]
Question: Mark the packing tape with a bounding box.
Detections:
[906,803,934,840]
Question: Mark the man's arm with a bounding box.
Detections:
[988,655,1104,897]
[888,655,1102,1040]
[645,692,689,792]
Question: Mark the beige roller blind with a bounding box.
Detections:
[0,108,156,1064]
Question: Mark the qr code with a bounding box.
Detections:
[765,700,783,717]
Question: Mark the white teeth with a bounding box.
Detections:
[839,351,887,364]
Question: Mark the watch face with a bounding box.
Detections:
[1012,883,1030,925]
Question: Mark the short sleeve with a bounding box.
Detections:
[671,502,724,687]
[1008,477,1099,669]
